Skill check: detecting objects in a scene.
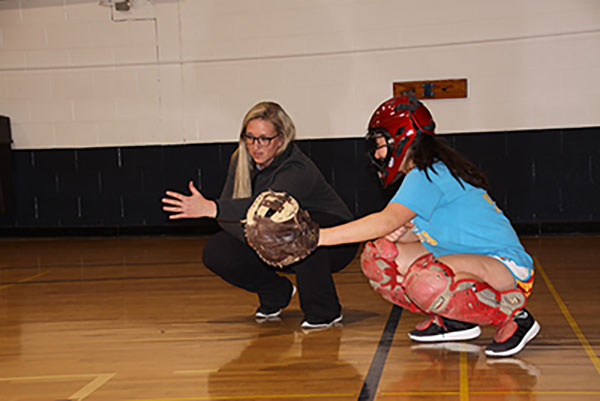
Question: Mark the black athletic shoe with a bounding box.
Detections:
[255,285,296,320]
[485,309,540,357]
[408,316,482,342]
[301,314,343,331]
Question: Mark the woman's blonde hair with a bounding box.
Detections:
[232,101,296,198]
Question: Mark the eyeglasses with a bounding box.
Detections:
[242,133,280,146]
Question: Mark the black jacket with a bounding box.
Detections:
[216,143,353,241]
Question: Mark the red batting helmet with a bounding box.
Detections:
[365,92,436,187]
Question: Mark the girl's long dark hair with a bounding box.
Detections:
[409,134,488,191]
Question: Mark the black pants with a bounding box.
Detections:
[202,213,358,322]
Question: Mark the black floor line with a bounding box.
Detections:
[0,260,201,271]
[357,305,403,401]
[0,274,209,286]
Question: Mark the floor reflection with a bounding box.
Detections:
[385,342,540,400]
[207,323,361,398]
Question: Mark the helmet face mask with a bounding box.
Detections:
[365,93,435,187]
[365,128,394,172]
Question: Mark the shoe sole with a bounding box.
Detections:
[254,285,297,319]
[301,314,343,330]
[485,320,541,357]
[408,326,482,343]
[255,310,282,319]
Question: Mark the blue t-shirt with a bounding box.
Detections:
[390,162,533,270]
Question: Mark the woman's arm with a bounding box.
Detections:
[319,202,416,246]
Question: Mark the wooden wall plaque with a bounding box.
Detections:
[393,78,467,100]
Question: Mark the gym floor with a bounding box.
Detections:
[1,235,599,401]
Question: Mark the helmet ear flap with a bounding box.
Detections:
[395,134,408,158]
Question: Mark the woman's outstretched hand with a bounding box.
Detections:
[162,180,217,219]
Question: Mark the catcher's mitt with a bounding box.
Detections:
[244,190,319,268]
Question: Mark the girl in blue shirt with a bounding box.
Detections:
[318,93,540,357]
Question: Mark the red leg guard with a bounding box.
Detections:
[360,239,423,313]
[403,254,527,327]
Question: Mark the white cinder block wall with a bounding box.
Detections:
[0,0,599,149]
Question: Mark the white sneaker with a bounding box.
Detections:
[255,285,297,319]
[301,314,343,330]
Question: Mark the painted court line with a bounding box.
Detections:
[0,373,115,401]
[0,259,200,271]
[380,390,600,397]
[534,257,600,375]
[459,348,469,401]
[0,373,103,382]
[122,394,355,401]
[357,305,403,401]
[0,269,51,291]
[69,373,116,401]
[0,274,205,286]
[121,390,600,401]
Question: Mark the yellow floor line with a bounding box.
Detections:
[459,348,469,401]
[473,391,600,395]
[117,389,600,401]
[121,394,356,401]
[381,392,460,396]
[534,257,600,375]
[0,269,52,291]
[381,391,600,396]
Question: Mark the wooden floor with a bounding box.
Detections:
[1,235,599,401]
